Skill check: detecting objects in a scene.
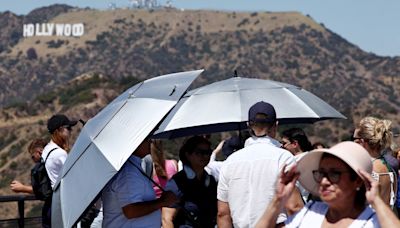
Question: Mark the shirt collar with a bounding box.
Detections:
[128,155,142,165]
[244,136,282,148]
[183,165,210,187]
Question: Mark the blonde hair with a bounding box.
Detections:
[51,128,70,151]
[357,116,392,151]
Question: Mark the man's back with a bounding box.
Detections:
[217,137,294,227]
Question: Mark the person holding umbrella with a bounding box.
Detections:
[101,138,179,227]
[217,101,302,227]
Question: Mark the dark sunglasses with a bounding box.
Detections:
[312,169,350,184]
[350,135,362,141]
[193,148,212,156]
[62,125,72,131]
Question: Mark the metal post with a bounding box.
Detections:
[17,198,24,228]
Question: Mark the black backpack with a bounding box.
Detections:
[31,148,56,201]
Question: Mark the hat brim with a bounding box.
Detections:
[68,120,78,127]
[297,141,372,197]
[297,150,325,196]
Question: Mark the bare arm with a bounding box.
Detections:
[373,161,392,205]
[359,170,400,228]
[162,207,178,228]
[10,180,33,194]
[217,200,233,228]
[285,187,304,216]
[122,191,178,219]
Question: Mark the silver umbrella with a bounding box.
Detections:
[51,70,203,227]
[154,77,345,138]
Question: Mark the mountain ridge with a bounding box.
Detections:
[0,4,399,218]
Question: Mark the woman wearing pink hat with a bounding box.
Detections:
[256,141,400,228]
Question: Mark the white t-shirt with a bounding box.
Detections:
[285,201,380,228]
[218,136,295,227]
[42,140,68,188]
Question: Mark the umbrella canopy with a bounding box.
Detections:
[51,70,203,228]
[154,77,346,139]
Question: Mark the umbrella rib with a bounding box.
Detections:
[283,87,319,118]
[61,100,129,179]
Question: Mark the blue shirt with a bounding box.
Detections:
[102,155,161,228]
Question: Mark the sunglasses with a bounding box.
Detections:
[312,169,350,184]
[350,136,362,141]
[62,125,72,131]
[193,148,212,156]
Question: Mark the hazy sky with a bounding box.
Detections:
[2,0,399,57]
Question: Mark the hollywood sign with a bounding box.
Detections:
[23,23,85,37]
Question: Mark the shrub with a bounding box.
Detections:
[26,48,38,60]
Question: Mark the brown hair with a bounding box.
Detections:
[357,117,392,151]
[28,139,47,155]
[52,128,70,151]
[151,139,167,178]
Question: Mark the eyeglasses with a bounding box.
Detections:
[312,169,350,184]
[193,148,212,156]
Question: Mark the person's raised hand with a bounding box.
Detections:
[276,164,299,203]
[213,140,225,155]
[359,169,379,205]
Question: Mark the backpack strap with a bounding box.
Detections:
[44,148,57,163]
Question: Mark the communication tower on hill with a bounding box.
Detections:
[128,0,139,9]
[166,0,173,8]
[108,2,117,10]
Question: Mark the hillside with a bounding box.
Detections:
[0,4,399,218]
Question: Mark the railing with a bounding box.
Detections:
[0,194,41,228]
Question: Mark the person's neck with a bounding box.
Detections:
[293,150,303,156]
[192,166,204,180]
[368,149,381,159]
[326,202,363,222]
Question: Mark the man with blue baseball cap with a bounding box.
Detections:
[217,101,302,227]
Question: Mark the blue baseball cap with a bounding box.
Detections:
[248,101,276,123]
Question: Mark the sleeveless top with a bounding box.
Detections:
[152,159,178,198]
[371,156,396,208]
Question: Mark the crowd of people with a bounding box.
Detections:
[9,101,400,228]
